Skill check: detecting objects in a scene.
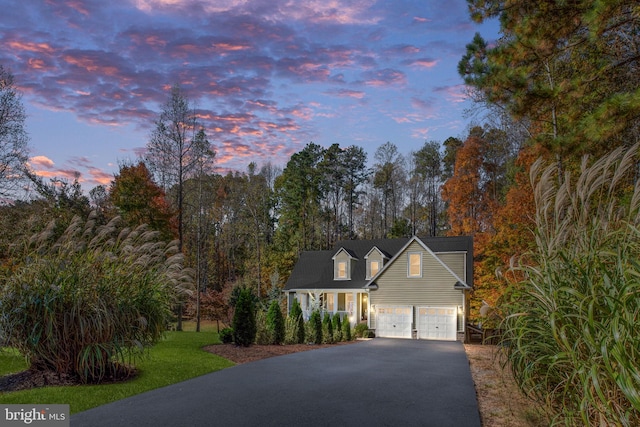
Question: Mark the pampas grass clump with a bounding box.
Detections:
[0,212,191,383]
[502,144,640,426]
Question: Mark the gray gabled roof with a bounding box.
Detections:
[284,235,473,291]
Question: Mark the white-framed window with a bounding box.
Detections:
[325,293,335,311]
[370,260,380,277]
[408,252,422,277]
[336,260,348,279]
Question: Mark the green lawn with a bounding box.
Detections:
[0,347,28,376]
[0,323,234,414]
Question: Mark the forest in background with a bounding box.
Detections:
[2,1,639,423]
[1,0,638,326]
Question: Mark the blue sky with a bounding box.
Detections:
[0,0,499,189]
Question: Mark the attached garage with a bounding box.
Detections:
[375,305,412,339]
[416,306,457,341]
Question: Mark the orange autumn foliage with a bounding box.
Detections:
[109,162,177,241]
[442,136,543,322]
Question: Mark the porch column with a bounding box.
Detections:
[352,291,357,326]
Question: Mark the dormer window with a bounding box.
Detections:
[365,246,388,279]
[332,248,355,280]
[370,260,380,277]
[337,261,348,279]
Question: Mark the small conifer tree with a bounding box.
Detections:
[322,312,334,344]
[266,300,285,345]
[290,298,305,344]
[254,310,271,345]
[342,316,352,341]
[332,313,342,342]
[232,287,256,347]
[309,310,322,345]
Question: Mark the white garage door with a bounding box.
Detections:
[416,306,457,341]
[375,306,412,339]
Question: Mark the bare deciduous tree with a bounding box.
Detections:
[0,66,29,199]
[145,84,213,330]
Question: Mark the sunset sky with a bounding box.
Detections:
[0,0,499,189]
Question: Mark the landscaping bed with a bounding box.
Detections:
[204,341,358,364]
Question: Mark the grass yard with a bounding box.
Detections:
[0,348,29,376]
[0,322,234,414]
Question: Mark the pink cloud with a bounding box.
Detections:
[326,89,366,99]
[65,1,91,16]
[35,169,81,181]
[62,51,122,76]
[434,84,468,103]
[411,127,432,139]
[385,45,420,56]
[29,155,55,169]
[7,41,55,54]
[413,16,432,24]
[362,68,406,87]
[88,168,113,185]
[410,58,439,68]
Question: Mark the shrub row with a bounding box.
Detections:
[225,292,356,347]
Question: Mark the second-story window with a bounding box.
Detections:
[337,261,347,279]
[370,260,380,277]
[408,252,422,277]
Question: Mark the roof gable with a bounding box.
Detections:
[364,246,390,260]
[367,236,470,288]
[332,247,358,260]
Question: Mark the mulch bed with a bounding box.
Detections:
[0,364,137,393]
[204,341,360,364]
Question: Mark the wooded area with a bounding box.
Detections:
[1,0,639,324]
[1,1,639,423]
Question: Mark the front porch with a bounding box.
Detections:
[287,290,370,327]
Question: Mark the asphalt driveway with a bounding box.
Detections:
[72,339,481,427]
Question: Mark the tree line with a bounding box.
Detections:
[2,2,639,420]
[0,0,638,330]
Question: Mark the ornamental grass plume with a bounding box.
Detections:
[502,144,640,426]
[0,212,192,383]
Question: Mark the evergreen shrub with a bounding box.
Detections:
[354,323,369,338]
[309,310,322,345]
[219,327,234,344]
[290,299,305,344]
[254,310,271,345]
[322,312,333,344]
[342,317,352,341]
[232,287,256,347]
[332,313,342,342]
[283,316,300,345]
[266,300,285,345]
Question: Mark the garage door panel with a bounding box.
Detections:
[376,305,412,339]
[417,306,456,341]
